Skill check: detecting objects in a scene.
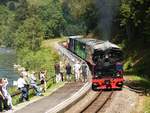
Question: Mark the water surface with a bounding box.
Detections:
[0,48,19,86]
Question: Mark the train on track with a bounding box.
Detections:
[65,36,124,90]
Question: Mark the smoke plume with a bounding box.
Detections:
[95,0,120,40]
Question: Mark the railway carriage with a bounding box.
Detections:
[67,36,124,90]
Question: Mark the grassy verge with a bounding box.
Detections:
[144,96,150,113]
[41,37,66,48]
[124,75,150,113]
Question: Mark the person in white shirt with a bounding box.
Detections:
[39,71,47,92]
[2,78,13,110]
[73,61,81,81]
[29,72,42,96]
[17,75,29,102]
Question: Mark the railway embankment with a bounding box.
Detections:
[124,75,150,113]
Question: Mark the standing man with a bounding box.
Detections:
[74,61,81,81]
[54,62,61,83]
[60,61,64,82]
[29,71,42,96]
[17,75,29,102]
[81,62,88,82]
[39,71,47,92]
[21,69,30,100]
[66,63,72,82]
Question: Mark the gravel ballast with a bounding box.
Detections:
[104,88,139,113]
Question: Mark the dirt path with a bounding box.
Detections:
[14,82,83,113]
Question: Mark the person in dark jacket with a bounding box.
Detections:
[54,62,61,83]
[116,61,123,75]
[66,63,72,82]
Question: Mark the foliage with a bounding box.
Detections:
[0,5,15,47]
[37,0,66,38]
[14,16,44,51]
[119,0,150,76]
[120,0,150,43]
[17,47,59,76]
[64,0,98,33]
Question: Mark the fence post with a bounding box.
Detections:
[53,76,55,84]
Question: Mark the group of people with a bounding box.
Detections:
[54,61,88,83]
[17,69,47,102]
[0,60,88,112]
[0,78,13,112]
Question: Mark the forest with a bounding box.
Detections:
[0,0,150,77]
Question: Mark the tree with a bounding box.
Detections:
[14,16,44,51]
[15,0,29,22]
[38,0,66,38]
[0,5,15,47]
[66,0,98,34]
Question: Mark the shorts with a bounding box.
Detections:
[41,80,44,84]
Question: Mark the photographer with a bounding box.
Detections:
[2,78,13,110]
[17,75,29,102]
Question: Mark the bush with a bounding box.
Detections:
[17,47,59,78]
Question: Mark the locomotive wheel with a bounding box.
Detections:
[92,84,97,91]
[119,87,123,90]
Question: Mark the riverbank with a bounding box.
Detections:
[0,47,19,86]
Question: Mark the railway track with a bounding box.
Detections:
[81,91,113,113]
[65,90,114,113]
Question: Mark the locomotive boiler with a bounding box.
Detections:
[67,36,124,90]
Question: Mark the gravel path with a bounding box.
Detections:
[14,82,83,113]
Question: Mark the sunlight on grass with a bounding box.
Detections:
[144,96,150,113]
[27,0,49,6]
[125,75,150,113]
[42,37,67,48]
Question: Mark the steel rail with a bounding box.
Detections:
[81,91,113,113]
[95,91,113,113]
[80,90,103,113]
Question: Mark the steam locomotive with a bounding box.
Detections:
[67,36,124,90]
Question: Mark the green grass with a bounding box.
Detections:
[144,96,150,113]
[41,37,66,48]
[125,75,150,113]
[125,75,150,89]
[27,0,50,6]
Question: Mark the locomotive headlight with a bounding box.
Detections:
[116,82,123,87]
[117,74,120,77]
[95,75,98,78]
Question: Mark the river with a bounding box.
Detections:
[0,48,19,86]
